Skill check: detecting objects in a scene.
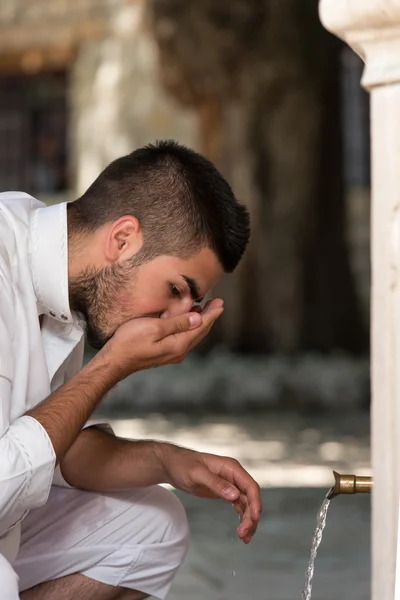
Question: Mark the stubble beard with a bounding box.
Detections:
[69,263,130,350]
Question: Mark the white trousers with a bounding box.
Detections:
[1,485,189,600]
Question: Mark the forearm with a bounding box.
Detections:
[26,348,121,462]
[59,427,169,491]
[24,309,220,474]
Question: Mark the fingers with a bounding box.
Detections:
[216,458,261,544]
[190,305,203,314]
[191,298,224,317]
[219,460,262,523]
[185,306,223,350]
[232,492,259,544]
[155,312,203,340]
[202,298,224,312]
[190,451,261,545]
[194,465,240,502]
[230,494,258,545]
[194,462,259,544]
[232,499,243,521]
[239,502,258,543]
[162,306,223,355]
[156,299,224,343]
[186,319,215,352]
[199,305,224,326]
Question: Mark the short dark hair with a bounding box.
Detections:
[68,140,250,272]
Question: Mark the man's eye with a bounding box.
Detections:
[170,284,182,299]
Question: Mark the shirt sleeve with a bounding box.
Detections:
[0,268,56,533]
[0,394,56,517]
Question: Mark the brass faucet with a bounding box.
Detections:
[327,471,373,500]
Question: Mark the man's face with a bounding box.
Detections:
[69,248,223,349]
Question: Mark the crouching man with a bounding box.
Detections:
[0,141,261,599]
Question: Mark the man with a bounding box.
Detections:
[0,140,261,599]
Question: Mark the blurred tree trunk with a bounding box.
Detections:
[147,0,368,354]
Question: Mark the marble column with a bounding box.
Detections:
[319,1,400,598]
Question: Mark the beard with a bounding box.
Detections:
[69,262,132,350]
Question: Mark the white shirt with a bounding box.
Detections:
[0,192,86,562]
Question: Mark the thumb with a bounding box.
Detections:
[156,312,202,340]
[201,469,240,502]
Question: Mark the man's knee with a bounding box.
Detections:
[95,486,189,596]
[142,486,190,563]
[0,554,19,600]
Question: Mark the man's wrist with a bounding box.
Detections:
[92,343,134,386]
[119,439,175,488]
[152,441,176,485]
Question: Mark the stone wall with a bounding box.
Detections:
[70,2,199,195]
[0,0,109,70]
[0,0,200,195]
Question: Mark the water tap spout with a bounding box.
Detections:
[326,471,373,500]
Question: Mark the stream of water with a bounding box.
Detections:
[301,496,331,600]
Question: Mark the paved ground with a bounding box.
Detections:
[103,411,371,600]
[171,489,370,600]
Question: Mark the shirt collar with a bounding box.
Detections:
[30,202,74,324]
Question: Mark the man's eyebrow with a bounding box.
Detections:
[181,275,203,302]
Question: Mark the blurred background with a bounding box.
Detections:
[0,1,371,598]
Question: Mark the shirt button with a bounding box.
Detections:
[60,314,68,321]
[49,310,56,317]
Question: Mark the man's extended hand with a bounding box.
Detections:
[102,299,224,380]
[160,445,262,544]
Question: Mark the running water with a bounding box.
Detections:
[301,496,331,600]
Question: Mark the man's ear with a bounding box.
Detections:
[105,216,143,262]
